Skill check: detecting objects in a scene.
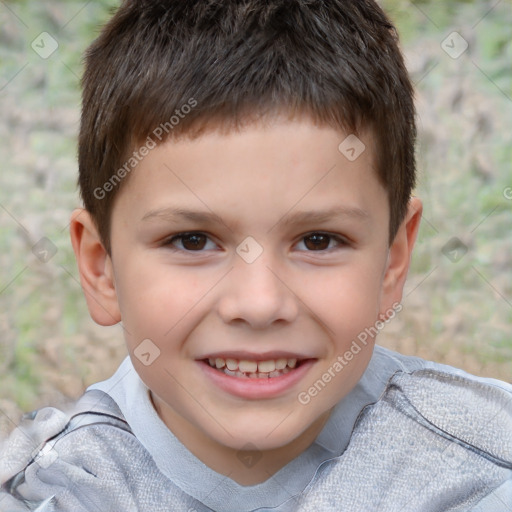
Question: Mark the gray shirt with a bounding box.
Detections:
[1,345,511,511]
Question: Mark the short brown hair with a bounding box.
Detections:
[79,0,416,254]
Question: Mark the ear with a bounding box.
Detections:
[69,209,121,326]
[379,197,423,317]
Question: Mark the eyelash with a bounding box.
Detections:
[163,231,349,253]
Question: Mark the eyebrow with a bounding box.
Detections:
[141,206,370,228]
[280,206,370,226]
[141,207,225,225]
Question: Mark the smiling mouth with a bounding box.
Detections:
[204,357,306,379]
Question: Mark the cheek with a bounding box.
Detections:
[304,263,384,334]
[115,262,208,339]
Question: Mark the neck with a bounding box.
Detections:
[150,392,331,486]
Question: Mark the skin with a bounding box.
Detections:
[70,115,422,485]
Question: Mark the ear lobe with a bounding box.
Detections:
[69,208,121,326]
[380,197,423,314]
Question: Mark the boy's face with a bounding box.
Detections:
[72,116,421,469]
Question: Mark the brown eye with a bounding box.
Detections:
[180,233,207,250]
[167,232,214,251]
[303,233,331,250]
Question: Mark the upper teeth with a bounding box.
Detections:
[209,357,298,373]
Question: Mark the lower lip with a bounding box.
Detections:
[197,359,316,400]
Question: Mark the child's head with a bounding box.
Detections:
[71,0,422,479]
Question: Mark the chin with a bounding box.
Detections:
[221,416,313,452]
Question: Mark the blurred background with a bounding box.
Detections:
[0,0,511,438]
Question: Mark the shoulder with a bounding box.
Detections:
[385,367,512,460]
[0,390,197,511]
[371,346,512,461]
[299,350,512,510]
[0,389,129,478]
[0,390,139,510]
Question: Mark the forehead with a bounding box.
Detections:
[113,117,386,230]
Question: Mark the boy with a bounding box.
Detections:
[1,0,511,510]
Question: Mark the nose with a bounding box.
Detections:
[216,256,299,329]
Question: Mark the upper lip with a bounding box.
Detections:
[198,350,315,361]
